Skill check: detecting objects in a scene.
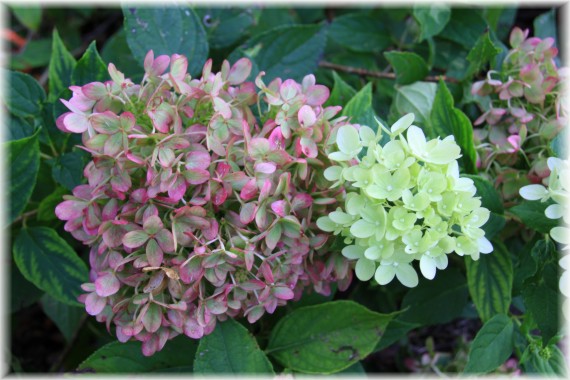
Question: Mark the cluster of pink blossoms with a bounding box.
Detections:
[471,27,567,200]
[55,51,353,355]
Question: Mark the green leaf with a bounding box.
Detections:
[72,41,108,85]
[123,6,208,77]
[50,151,88,190]
[41,294,84,342]
[464,314,514,373]
[231,24,327,83]
[384,51,429,85]
[440,9,488,49]
[13,227,89,306]
[7,114,34,141]
[374,319,419,352]
[78,335,198,372]
[465,241,513,322]
[325,71,356,108]
[248,8,295,36]
[413,5,451,42]
[11,4,42,31]
[534,9,558,48]
[509,200,558,234]
[399,268,469,326]
[342,82,377,128]
[394,82,437,125]
[522,262,559,345]
[433,40,470,80]
[430,80,477,173]
[522,343,566,376]
[481,212,506,240]
[195,8,254,49]
[193,319,273,374]
[466,31,501,77]
[3,70,46,118]
[48,29,77,101]
[11,260,43,312]
[5,130,41,223]
[267,300,395,374]
[329,12,391,53]
[38,187,69,222]
[10,38,52,71]
[101,29,144,81]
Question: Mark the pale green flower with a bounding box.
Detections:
[320,112,494,287]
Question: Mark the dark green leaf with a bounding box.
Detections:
[267,300,395,374]
[3,70,46,118]
[430,80,477,173]
[394,82,437,125]
[329,12,391,53]
[13,227,88,306]
[50,151,88,190]
[481,212,506,240]
[466,31,501,77]
[342,83,377,128]
[41,294,84,342]
[11,4,42,31]
[11,260,43,312]
[510,200,558,234]
[48,29,77,101]
[440,9,488,49]
[194,319,273,374]
[231,24,327,83]
[78,335,198,372]
[72,41,108,85]
[101,29,144,81]
[384,51,429,85]
[337,361,365,374]
[465,241,513,322]
[7,114,34,141]
[325,71,356,108]
[522,263,559,345]
[400,268,469,326]
[413,5,451,42]
[5,130,40,223]
[10,38,52,71]
[464,314,514,373]
[37,187,69,222]
[534,9,558,48]
[248,8,295,36]
[123,6,208,77]
[196,8,254,49]
[463,175,503,214]
[530,239,558,265]
[374,319,419,352]
[433,39,470,80]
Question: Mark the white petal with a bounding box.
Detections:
[519,184,549,200]
[547,157,563,171]
[550,226,570,245]
[324,166,342,181]
[545,204,564,220]
[364,246,382,260]
[359,125,376,145]
[435,254,449,270]
[355,258,376,281]
[374,265,396,285]
[419,255,436,280]
[328,151,353,161]
[342,245,365,259]
[391,113,414,135]
[406,125,426,156]
[337,125,361,155]
[560,254,570,270]
[395,264,419,287]
[560,270,570,297]
[477,237,493,254]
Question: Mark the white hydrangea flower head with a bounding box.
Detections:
[318,113,494,287]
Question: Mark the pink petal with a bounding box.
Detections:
[170,54,188,81]
[305,84,330,106]
[63,112,90,133]
[55,200,86,220]
[240,202,258,224]
[254,162,276,174]
[240,178,258,201]
[183,318,204,339]
[184,168,210,185]
[186,151,211,170]
[298,105,316,127]
[272,286,294,300]
[270,200,287,217]
[85,292,106,315]
[228,57,252,85]
[122,230,149,249]
[95,272,121,297]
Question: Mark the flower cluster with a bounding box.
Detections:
[471,27,567,200]
[55,51,352,355]
[317,114,493,287]
[519,157,569,302]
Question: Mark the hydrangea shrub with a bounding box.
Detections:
[472,27,567,200]
[317,114,493,287]
[54,51,354,355]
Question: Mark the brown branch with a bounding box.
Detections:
[319,61,459,84]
